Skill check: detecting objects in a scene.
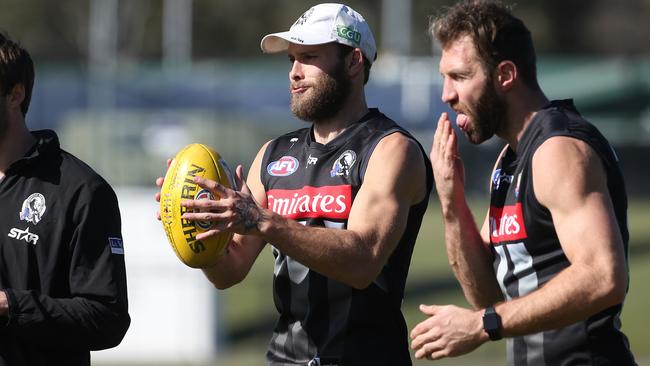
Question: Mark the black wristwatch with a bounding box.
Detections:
[482,306,503,341]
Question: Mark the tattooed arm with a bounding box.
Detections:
[184,143,270,289]
[183,134,428,289]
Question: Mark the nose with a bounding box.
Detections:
[441,77,457,104]
[289,60,304,82]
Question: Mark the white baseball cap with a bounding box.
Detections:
[260,3,377,64]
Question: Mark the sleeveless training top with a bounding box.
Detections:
[260,109,432,366]
[489,100,635,366]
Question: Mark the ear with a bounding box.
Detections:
[494,60,517,92]
[347,48,365,79]
[7,84,25,110]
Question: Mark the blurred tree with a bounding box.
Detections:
[0,0,647,63]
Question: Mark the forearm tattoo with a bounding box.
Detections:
[234,198,265,233]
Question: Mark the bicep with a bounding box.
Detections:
[347,134,426,261]
[533,137,625,266]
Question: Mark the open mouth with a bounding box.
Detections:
[455,111,470,133]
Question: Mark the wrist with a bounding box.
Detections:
[482,306,503,341]
[255,208,277,239]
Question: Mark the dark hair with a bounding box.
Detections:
[0,32,35,116]
[430,0,539,89]
[337,43,372,85]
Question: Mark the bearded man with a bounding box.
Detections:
[410,1,636,365]
[156,3,433,365]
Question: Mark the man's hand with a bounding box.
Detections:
[410,304,488,360]
[430,113,465,208]
[154,158,173,220]
[180,165,270,239]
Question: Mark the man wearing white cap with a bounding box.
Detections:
[176,3,433,365]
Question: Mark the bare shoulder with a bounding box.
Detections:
[532,136,606,208]
[373,132,425,165]
[367,132,428,203]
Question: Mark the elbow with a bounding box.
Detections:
[207,275,241,290]
[348,277,374,290]
[604,273,628,306]
[597,266,628,307]
[211,279,237,290]
[202,267,245,290]
[91,310,131,350]
[347,263,384,290]
[203,270,244,290]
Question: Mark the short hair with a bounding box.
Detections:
[337,43,372,85]
[430,0,540,89]
[0,32,35,116]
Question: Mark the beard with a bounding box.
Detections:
[459,77,508,145]
[290,60,351,122]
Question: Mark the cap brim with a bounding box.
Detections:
[260,32,292,54]
[260,30,337,54]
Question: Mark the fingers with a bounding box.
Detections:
[235,164,254,196]
[181,196,230,212]
[415,341,447,360]
[431,113,453,163]
[181,210,231,222]
[193,176,232,198]
[410,319,437,346]
[430,113,447,160]
[195,227,231,241]
[419,304,439,316]
[444,127,460,162]
[166,158,173,169]
[431,113,446,154]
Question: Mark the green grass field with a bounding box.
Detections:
[217,198,650,365]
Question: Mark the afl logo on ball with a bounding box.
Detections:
[194,189,214,230]
[267,156,299,177]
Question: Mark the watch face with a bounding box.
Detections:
[484,314,499,329]
[483,307,502,340]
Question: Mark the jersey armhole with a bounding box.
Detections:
[259,139,278,191]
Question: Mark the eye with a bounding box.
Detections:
[449,73,463,81]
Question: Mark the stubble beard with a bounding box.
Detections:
[290,61,350,123]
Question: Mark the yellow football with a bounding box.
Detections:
[159,143,235,268]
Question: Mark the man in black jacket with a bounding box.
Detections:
[0,32,130,365]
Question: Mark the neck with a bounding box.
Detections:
[0,119,36,176]
[499,88,549,152]
[312,92,368,144]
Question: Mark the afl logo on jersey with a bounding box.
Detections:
[20,193,47,225]
[330,150,356,177]
[268,156,300,176]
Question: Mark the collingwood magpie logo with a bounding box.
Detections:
[8,193,46,245]
[330,150,356,177]
[20,193,47,225]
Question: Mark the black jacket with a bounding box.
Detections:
[0,130,130,365]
